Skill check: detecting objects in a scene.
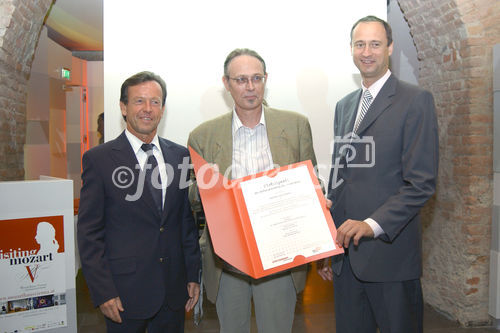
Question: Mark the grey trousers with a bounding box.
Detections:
[216,270,296,333]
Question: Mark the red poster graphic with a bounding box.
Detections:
[0,216,65,257]
[0,216,67,332]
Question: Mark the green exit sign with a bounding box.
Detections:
[61,68,71,80]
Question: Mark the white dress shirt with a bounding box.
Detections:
[231,108,274,179]
[125,129,167,207]
[354,70,392,238]
[352,69,392,133]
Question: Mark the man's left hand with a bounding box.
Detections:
[336,219,374,248]
[185,282,200,312]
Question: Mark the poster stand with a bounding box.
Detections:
[0,177,76,332]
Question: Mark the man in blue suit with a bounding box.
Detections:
[78,71,201,332]
[318,16,439,333]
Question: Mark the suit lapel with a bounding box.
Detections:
[343,90,361,136]
[356,75,397,135]
[109,132,141,180]
[212,113,234,178]
[110,131,161,220]
[264,107,293,166]
[159,138,172,224]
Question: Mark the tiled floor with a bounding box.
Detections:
[77,263,498,332]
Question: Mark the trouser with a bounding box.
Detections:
[333,255,423,333]
[105,302,184,333]
[216,270,297,333]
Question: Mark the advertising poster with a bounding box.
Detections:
[0,216,67,332]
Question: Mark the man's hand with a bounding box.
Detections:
[316,258,333,281]
[185,282,200,312]
[336,219,374,248]
[99,297,124,323]
[326,199,333,210]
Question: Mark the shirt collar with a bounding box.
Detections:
[232,106,266,135]
[362,69,391,100]
[125,129,161,154]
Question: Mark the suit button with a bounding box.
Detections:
[160,227,165,232]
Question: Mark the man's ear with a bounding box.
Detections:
[119,102,127,117]
[222,76,230,91]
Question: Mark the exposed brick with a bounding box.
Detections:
[462,224,487,236]
[398,0,497,326]
[0,0,53,181]
[465,288,479,296]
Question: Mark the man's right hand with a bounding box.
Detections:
[99,297,124,323]
[326,199,333,210]
[317,258,333,281]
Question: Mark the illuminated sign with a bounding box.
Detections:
[61,68,71,80]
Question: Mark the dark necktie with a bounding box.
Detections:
[141,143,163,212]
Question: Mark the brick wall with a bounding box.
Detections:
[0,0,53,181]
[398,0,500,326]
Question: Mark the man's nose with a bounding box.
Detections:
[361,44,374,56]
[246,80,255,90]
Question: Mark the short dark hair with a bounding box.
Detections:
[223,48,266,77]
[350,15,393,46]
[120,71,167,106]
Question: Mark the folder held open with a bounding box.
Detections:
[189,146,343,279]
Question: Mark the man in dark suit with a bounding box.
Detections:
[78,71,201,333]
[317,16,439,333]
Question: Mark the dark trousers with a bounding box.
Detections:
[333,255,423,333]
[105,303,185,333]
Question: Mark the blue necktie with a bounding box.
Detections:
[141,143,163,212]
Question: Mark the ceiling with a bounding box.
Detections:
[44,0,103,56]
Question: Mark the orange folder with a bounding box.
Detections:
[189,147,344,279]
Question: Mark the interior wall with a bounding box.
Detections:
[491,43,500,328]
[87,61,104,147]
[387,0,418,85]
[25,27,73,180]
[397,0,500,326]
[25,26,92,201]
[103,0,387,185]
[0,0,53,181]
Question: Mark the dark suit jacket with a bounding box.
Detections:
[327,74,438,282]
[77,131,201,319]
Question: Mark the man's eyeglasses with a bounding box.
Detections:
[228,75,266,86]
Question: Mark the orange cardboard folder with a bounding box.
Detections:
[189,147,344,279]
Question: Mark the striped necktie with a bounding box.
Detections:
[353,89,373,133]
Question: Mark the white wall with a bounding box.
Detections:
[25,27,73,180]
[104,0,386,183]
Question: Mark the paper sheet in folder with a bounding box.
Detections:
[189,147,344,279]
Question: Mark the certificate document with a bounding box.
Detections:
[239,165,337,270]
[189,146,342,278]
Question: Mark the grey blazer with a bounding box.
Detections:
[327,74,439,282]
